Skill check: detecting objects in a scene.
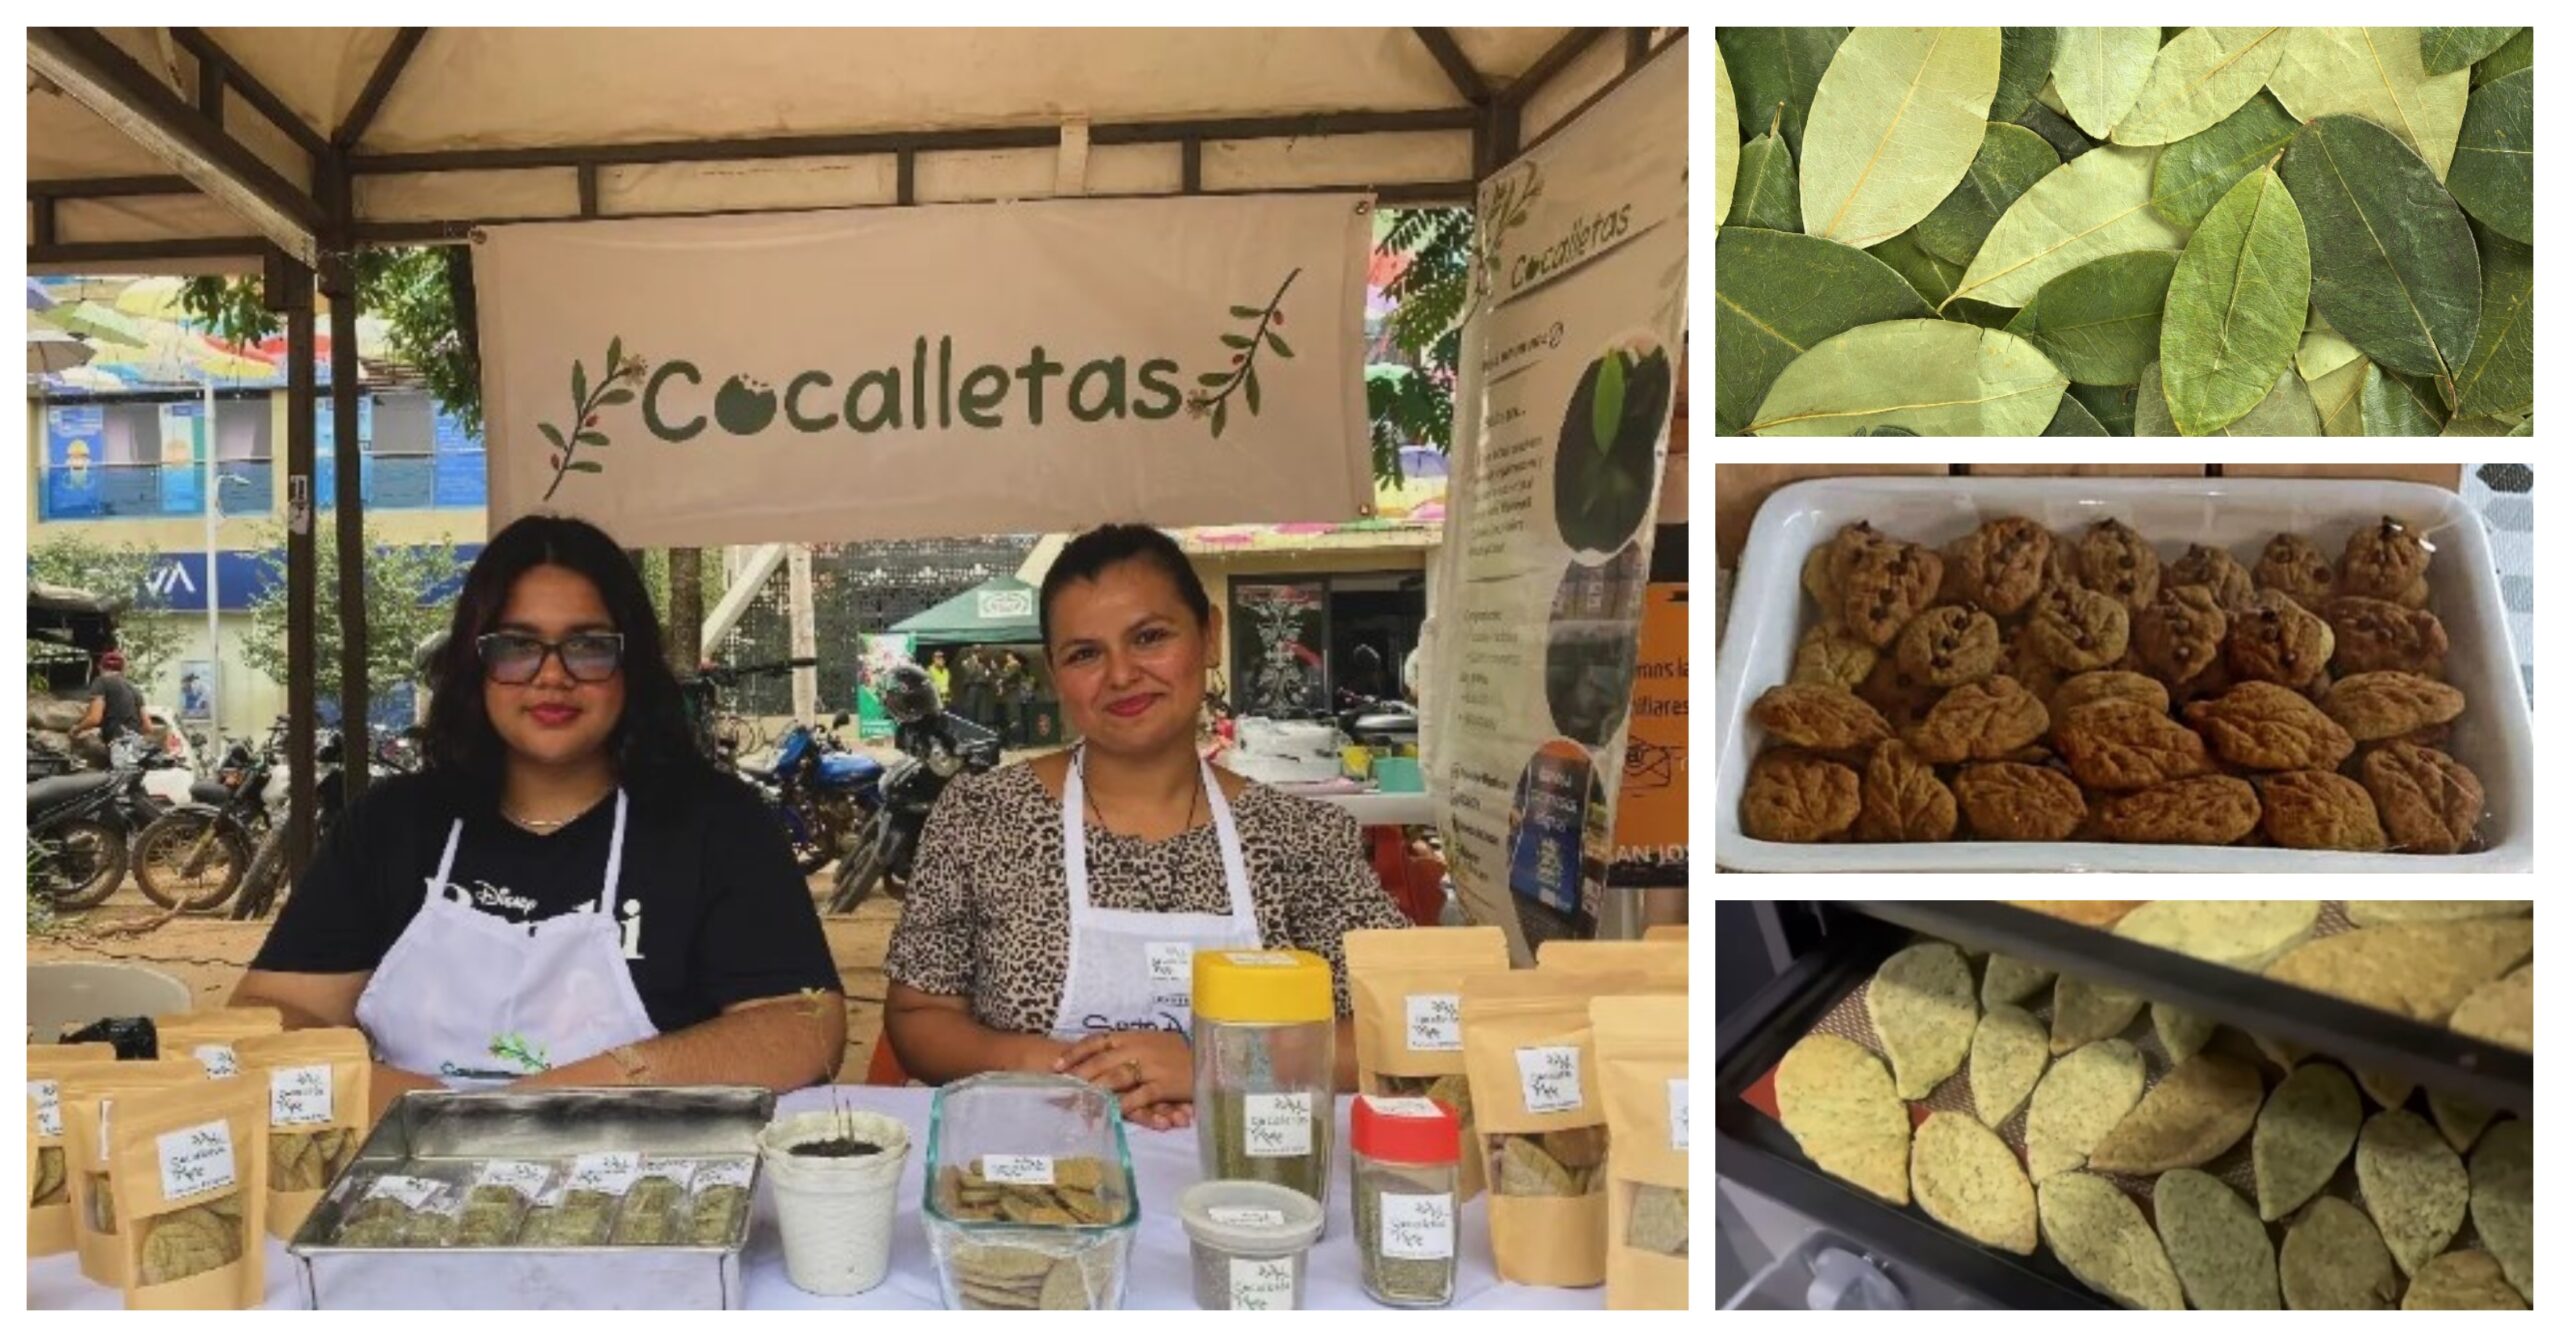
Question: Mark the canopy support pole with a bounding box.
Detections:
[702,544,789,656]
[324,170,370,800]
[266,247,320,875]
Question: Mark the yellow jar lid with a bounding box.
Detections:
[1191,949,1333,1024]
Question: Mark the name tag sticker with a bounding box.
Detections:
[1515,1044,1585,1115]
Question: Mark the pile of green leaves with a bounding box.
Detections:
[1716,26,2532,436]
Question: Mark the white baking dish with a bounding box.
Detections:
[1713,476,2532,872]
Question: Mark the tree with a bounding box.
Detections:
[27,531,187,683]
[182,247,482,437]
[1365,206,1472,484]
[238,522,468,708]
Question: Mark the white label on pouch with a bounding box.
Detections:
[567,1152,643,1195]
[1146,942,1194,1003]
[155,1120,238,1199]
[983,1154,1055,1186]
[1221,951,1297,968]
[1207,1205,1288,1228]
[1380,1192,1456,1260]
[367,1174,444,1210]
[31,1080,61,1138]
[1404,993,1463,1051]
[693,1158,753,1191]
[475,1160,554,1196]
[192,1044,240,1079]
[1515,1045,1585,1114]
[271,1063,335,1127]
[1229,1256,1296,1310]
[1669,1078,1690,1152]
[638,1157,700,1190]
[1360,1095,1445,1120]
[1244,1092,1314,1157]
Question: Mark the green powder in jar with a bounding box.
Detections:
[1203,1087,1331,1201]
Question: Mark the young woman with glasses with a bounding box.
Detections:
[232,515,845,1119]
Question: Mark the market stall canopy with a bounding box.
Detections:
[891,575,1043,646]
[29,27,1665,271]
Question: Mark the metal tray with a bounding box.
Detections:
[288,1086,776,1310]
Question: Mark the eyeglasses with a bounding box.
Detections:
[476,631,625,685]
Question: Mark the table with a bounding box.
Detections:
[29,1088,1605,1311]
[1286,786,1436,828]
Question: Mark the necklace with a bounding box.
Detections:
[501,789,610,833]
[1085,762,1202,839]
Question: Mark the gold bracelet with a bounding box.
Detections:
[607,1042,654,1084]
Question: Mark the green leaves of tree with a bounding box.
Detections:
[2161,165,2311,433]
[1729,120,1803,231]
[2450,225,2533,418]
[1799,27,2000,249]
[1912,124,2060,266]
[1716,44,1740,227]
[2011,249,2179,386]
[2446,68,2531,245]
[1744,319,2069,435]
[2421,28,2522,77]
[1955,145,2189,307]
[1717,28,1852,160]
[2054,28,2161,139]
[1992,28,2060,122]
[1714,228,1932,435]
[2269,28,2469,181]
[2281,114,2481,383]
[2114,27,2288,147]
[2150,92,2298,228]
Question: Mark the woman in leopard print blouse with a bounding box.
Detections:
[885,525,1407,1130]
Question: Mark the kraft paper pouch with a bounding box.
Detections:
[152,1008,285,1079]
[233,1029,374,1239]
[1460,967,1667,1288]
[110,1076,269,1309]
[27,1053,133,1256]
[1345,925,1510,1200]
[1533,939,1690,991]
[60,1059,214,1286]
[1591,994,1688,1310]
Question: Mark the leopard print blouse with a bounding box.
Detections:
[884,761,1409,1032]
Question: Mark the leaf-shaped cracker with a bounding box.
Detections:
[2087,1052,2263,1174]
[2254,1062,2362,1221]
[2280,1197,2400,1309]
[1913,1112,2037,1255]
[2154,1169,2280,1309]
[2025,1038,2144,1182]
[2112,900,2320,970]
[2040,1172,2185,1309]
[2264,918,2533,1022]
[1867,941,1977,1100]
[1775,1033,1910,1205]
[1969,1003,2049,1128]
[2357,1109,2468,1279]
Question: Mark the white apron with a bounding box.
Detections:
[354,791,658,1087]
[1049,749,1261,1039]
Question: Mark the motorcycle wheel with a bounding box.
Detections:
[36,820,126,911]
[826,817,885,915]
[133,812,250,913]
[231,830,288,921]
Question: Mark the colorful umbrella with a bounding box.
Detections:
[28,326,94,373]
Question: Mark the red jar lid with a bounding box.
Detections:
[1350,1092,1461,1164]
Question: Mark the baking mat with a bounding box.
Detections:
[1755,902,2517,1259]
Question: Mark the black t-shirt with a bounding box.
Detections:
[86,675,143,742]
[251,769,839,1033]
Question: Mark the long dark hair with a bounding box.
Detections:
[1037,524,1214,652]
[420,515,706,797]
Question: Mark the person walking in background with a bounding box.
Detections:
[927,650,952,707]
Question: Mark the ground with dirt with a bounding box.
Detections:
[28,874,898,1081]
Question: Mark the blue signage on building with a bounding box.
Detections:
[140,544,483,612]
[45,405,108,519]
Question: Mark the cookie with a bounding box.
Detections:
[2023,584,2132,673]
[2339,515,2431,606]
[1968,1003,2048,1128]
[2467,1120,2531,1302]
[2133,584,2228,684]
[2164,543,2255,612]
[2447,964,2531,1052]
[2039,1172,2185,1310]
[1853,739,1957,843]
[2356,1109,2467,1278]
[2252,1062,2361,1222]
[1894,603,2001,688]
[1867,942,1977,1100]
[1741,749,1861,842]
[2221,591,2335,688]
[2024,1038,2144,1183]
[1979,953,2056,1008]
[2252,531,2337,609]
[2403,1250,2528,1309]
[1911,1111,2036,1255]
[1944,517,2055,616]
[2086,1052,2262,1175]
[2279,1196,2398,1309]
[2049,976,2144,1055]
[2111,900,2319,971]
[2075,518,2161,610]
[1774,1034,1909,1205]
[2265,918,2534,1023]
[2153,1168,2279,1310]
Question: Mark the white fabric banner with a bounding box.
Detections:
[474,194,1375,546]
[1423,47,1689,947]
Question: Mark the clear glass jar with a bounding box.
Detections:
[1191,950,1337,1218]
[1349,1094,1461,1307]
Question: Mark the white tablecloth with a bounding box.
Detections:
[29,1087,1603,1311]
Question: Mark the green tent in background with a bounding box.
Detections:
[891,575,1043,646]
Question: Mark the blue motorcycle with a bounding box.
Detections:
[752,714,883,874]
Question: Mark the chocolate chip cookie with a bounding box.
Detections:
[2327,597,2449,678]
[1807,522,1943,648]
[2024,584,2132,673]
[2133,584,2229,685]
[2253,532,2338,609]
[1894,604,2001,688]
[2339,516,2431,607]
[2223,591,2335,689]
[2075,518,2160,610]
[2163,543,2254,612]
[1944,517,2055,616]
[1792,623,1882,692]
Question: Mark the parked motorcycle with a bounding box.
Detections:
[130,720,286,913]
[230,726,354,921]
[752,713,884,873]
[27,734,168,911]
[827,664,1000,915]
